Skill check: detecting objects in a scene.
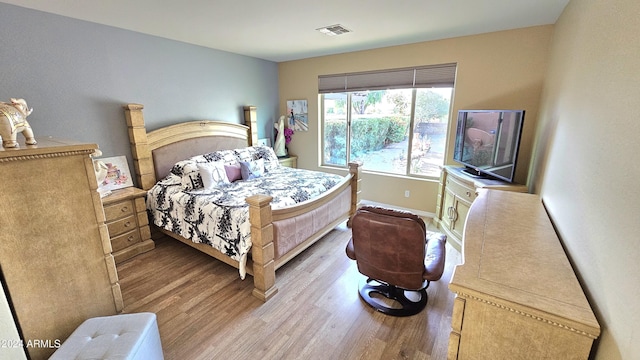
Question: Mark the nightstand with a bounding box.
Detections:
[278,155,297,168]
[102,187,154,264]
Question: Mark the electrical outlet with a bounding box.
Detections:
[404,190,410,198]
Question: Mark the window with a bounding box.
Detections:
[319,64,456,178]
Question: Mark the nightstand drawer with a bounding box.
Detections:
[111,229,141,252]
[104,199,135,222]
[107,215,136,237]
[101,187,154,264]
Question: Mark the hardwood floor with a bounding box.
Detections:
[117,221,462,360]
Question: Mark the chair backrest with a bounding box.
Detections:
[350,206,427,289]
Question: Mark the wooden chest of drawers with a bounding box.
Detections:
[102,187,154,263]
[0,138,122,359]
[448,190,600,359]
[435,166,527,251]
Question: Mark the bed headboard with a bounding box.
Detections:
[124,103,258,190]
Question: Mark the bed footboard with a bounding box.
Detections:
[245,162,361,301]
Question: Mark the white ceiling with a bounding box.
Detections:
[1,0,569,62]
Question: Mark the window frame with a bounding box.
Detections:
[319,64,457,179]
[320,87,453,179]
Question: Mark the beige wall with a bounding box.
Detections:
[279,26,552,213]
[530,0,640,358]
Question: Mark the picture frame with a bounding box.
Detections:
[97,155,134,191]
[287,99,308,132]
[257,138,271,147]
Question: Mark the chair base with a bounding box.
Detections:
[358,278,428,317]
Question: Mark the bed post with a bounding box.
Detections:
[124,104,156,190]
[347,162,362,226]
[246,194,278,302]
[243,106,258,146]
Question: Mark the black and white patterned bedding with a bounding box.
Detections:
[146,146,344,278]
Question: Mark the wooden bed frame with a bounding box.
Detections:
[123,104,361,301]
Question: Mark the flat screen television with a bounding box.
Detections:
[453,109,525,183]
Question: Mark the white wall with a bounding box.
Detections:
[530,0,640,358]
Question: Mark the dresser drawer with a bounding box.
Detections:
[111,229,141,252]
[445,176,476,202]
[107,215,137,237]
[104,199,135,222]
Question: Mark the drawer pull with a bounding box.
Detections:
[127,235,135,242]
[447,206,458,222]
[121,206,129,212]
[124,221,132,228]
[466,191,471,197]
[447,206,458,221]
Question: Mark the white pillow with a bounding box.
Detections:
[197,161,229,189]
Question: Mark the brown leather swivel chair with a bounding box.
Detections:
[346,206,446,316]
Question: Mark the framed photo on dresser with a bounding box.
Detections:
[98,155,134,191]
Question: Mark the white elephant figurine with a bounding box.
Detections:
[0,98,37,148]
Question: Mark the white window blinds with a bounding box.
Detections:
[318,63,457,93]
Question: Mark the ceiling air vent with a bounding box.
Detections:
[316,24,351,36]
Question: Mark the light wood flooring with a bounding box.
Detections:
[117,221,462,360]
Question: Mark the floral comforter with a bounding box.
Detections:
[146,165,344,278]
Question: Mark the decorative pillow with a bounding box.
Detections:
[252,146,281,171]
[224,163,243,182]
[203,149,239,165]
[169,157,207,190]
[234,147,256,163]
[168,147,278,189]
[181,166,202,189]
[197,161,229,189]
[240,159,265,180]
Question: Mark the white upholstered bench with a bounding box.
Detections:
[50,312,163,360]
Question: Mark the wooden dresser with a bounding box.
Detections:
[102,187,154,264]
[435,166,527,251]
[448,189,600,360]
[0,137,123,359]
